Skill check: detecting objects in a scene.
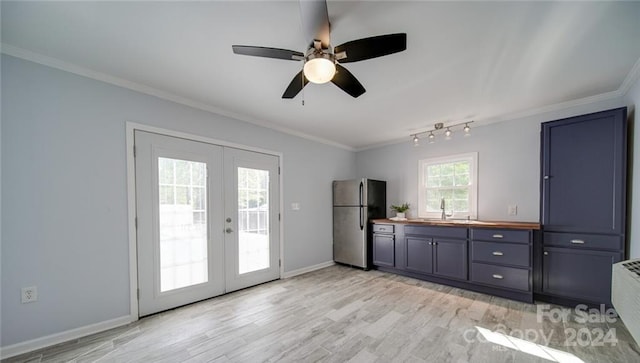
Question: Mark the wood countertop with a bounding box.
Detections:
[371,218,540,230]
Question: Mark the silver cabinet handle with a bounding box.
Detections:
[492,251,504,256]
[570,239,585,244]
[492,234,504,239]
[492,274,504,279]
[225,228,233,234]
[544,251,549,255]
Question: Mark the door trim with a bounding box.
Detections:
[126,122,284,319]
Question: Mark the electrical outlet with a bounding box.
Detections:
[291,202,300,210]
[21,286,38,303]
[508,205,518,216]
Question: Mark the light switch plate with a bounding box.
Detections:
[508,205,518,216]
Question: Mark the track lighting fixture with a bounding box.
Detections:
[410,121,474,145]
[444,127,452,140]
[412,134,420,147]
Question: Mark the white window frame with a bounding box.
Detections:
[418,152,478,219]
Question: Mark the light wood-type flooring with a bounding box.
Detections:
[4,265,640,362]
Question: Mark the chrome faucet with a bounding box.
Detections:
[440,198,446,220]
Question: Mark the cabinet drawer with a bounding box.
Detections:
[471,263,530,291]
[404,225,467,239]
[373,224,394,233]
[471,228,530,244]
[543,232,622,251]
[471,241,530,268]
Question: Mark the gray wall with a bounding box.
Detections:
[0,55,355,346]
[625,75,640,259]
[356,97,626,223]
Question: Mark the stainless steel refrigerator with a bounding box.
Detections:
[333,179,386,269]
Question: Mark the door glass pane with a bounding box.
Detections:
[158,157,208,292]
[237,167,270,274]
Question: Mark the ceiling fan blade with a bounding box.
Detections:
[299,0,330,48]
[232,45,303,61]
[331,64,365,98]
[282,70,309,99]
[334,33,407,63]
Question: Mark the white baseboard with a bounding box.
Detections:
[282,260,335,279]
[0,263,334,359]
[0,315,135,360]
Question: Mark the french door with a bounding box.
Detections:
[135,131,280,316]
[223,148,280,292]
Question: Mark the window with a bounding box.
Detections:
[418,152,478,219]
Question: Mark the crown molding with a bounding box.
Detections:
[621,56,640,97]
[0,43,355,152]
[479,89,624,127]
[354,90,625,152]
[3,43,637,153]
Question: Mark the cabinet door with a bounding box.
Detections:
[542,108,626,234]
[543,247,622,304]
[405,236,433,274]
[433,238,468,280]
[373,234,395,267]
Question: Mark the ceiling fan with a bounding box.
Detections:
[232,0,407,99]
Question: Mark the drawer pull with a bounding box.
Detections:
[570,239,585,244]
[492,251,504,256]
[544,251,549,255]
[379,228,386,231]
[492,274,504,280]
[492,234,504,239]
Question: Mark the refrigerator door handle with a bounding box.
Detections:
[359,181,364,230]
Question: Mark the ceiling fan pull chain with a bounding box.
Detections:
[301,71,305,106]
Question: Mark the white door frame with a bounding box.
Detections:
[125,121,284,320]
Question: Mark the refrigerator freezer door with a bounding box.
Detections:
[366,179,387,218]
[333,206,367,268]
[333,179,367,207]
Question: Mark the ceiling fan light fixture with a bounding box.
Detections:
[303,52,336,84]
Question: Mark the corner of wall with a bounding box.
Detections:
[625,74,640,259]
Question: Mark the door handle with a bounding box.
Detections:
[359,181,364,231]
[225,228,233,234]
[226,217,232,223]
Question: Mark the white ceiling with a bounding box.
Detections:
[3,1,640,150]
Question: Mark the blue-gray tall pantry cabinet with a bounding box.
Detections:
[536,107,628,306]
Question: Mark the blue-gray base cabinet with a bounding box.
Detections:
[537,107,628,308]
[372,224,395,267]
[372,222,535,303]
